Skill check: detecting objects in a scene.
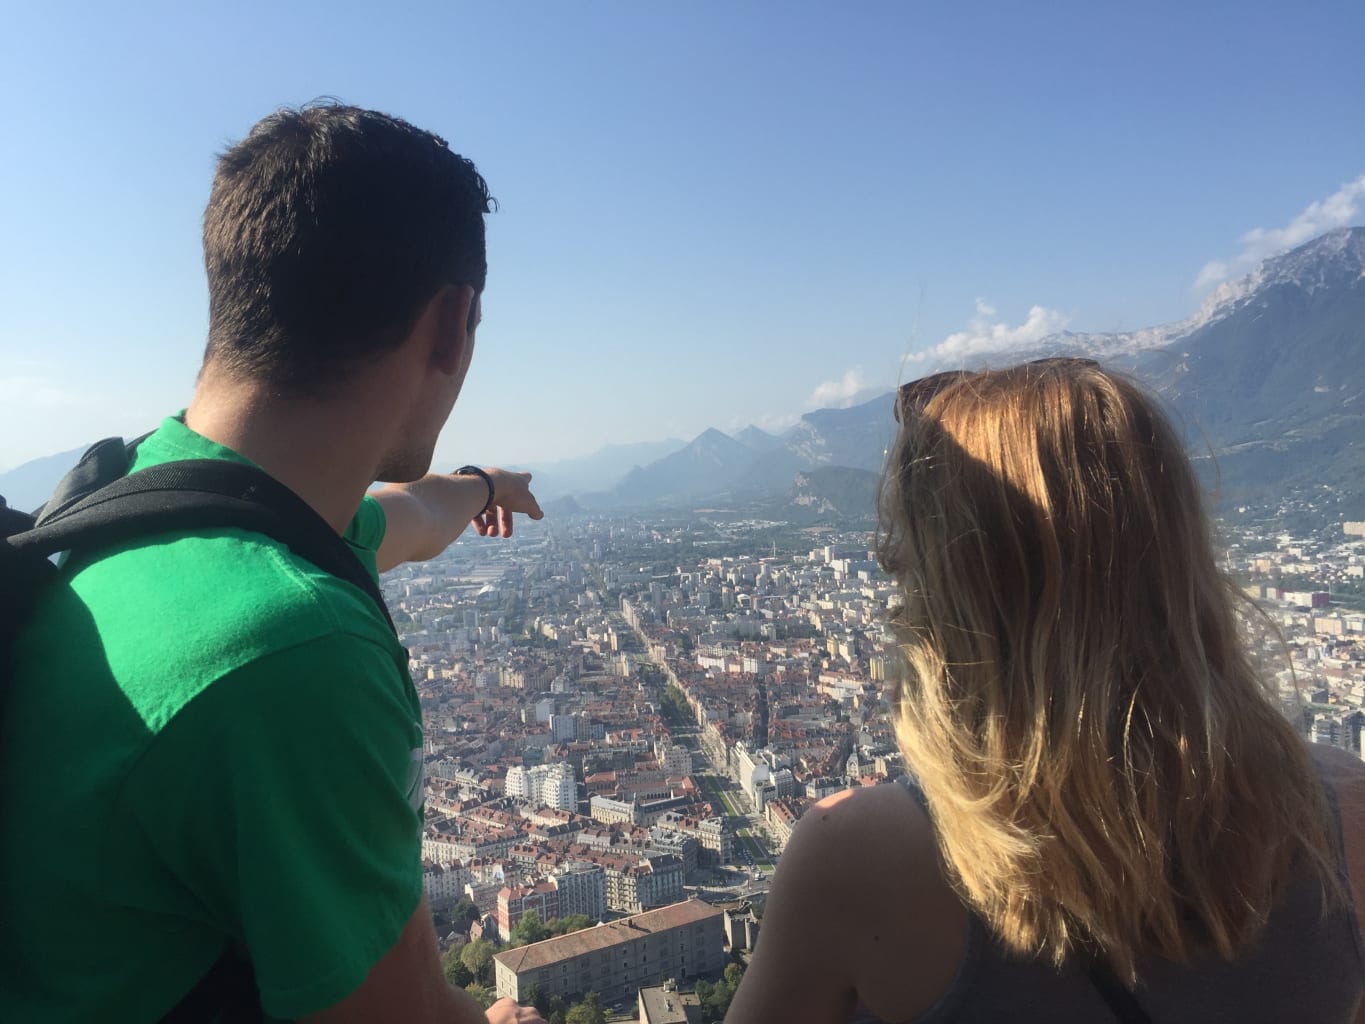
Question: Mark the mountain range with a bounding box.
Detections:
[3,228,1362,521]
[581,227,1365,516]
[581,395,895,509]
[1139,228,1365,508]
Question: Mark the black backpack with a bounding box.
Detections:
[1,437,398,1023]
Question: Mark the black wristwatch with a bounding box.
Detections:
[454,465,495,517]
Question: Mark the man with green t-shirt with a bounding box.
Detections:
[0,105,546,1023]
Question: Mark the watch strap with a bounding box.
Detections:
[454,465,495,517]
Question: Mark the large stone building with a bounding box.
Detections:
[590,793,638,826]
[492,899,725,1005]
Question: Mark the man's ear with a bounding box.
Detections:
[430,284,476,375]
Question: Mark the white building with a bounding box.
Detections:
[732,742,770,812]
[508,761,578,812]
[505,765,532,800]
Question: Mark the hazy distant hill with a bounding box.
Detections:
[597,395,896,508]
[604,428,758,505]
[0,445,87,514]
[734,425,785,452]
[540,494,585,519]
[522,437,686,500]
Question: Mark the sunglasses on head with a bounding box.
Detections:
[894,357,1099,422]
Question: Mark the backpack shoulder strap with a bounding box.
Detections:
[32,435,144,523]
[12,458,395,634]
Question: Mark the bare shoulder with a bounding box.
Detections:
[783,782,938,894]
[802,781,934,853]
[769,782,944,923]
[785,782,967,1021]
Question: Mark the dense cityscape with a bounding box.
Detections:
[385,505,1365,1020]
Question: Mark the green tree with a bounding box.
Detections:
[659,685,690,725]
[698,962,746,1022]
[702,986,730,1023]
[508,908,551,947]
[441,944,473,987]
[548,994,568,1024]
[566,991,607,1024]
[549,913,594,936]
[451,897,479,925]
[524,982,551,1016]
[723,962,745,989]
[460,938,497,986]
[463,982,496,1009]
[521,988,548,1021]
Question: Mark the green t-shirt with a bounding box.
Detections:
[0,416,425,1022]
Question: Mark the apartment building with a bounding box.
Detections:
[496,881,561,941]
[422,858,472,910]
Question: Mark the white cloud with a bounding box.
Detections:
[1195,173,1365,290]
[1193,259,1229,292]
[806,367,868,409]
[907,299,1070,364]
[758,411,801,432]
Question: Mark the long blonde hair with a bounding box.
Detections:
[877,360,1342,981]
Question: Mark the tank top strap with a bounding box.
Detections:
[898,772,930,811]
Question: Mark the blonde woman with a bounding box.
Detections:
[727,360,1365,1023]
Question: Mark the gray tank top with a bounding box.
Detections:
[851,775,1365,1024]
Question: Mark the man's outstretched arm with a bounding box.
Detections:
[374,468,543,572]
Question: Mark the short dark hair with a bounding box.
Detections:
[202,102,494,392]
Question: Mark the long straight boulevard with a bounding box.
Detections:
[561,527,795,896]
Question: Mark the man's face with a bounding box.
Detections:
[375,289,480,482]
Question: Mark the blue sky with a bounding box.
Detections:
[2,1,1363,472]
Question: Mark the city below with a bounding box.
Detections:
[382,503,1365,1016]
